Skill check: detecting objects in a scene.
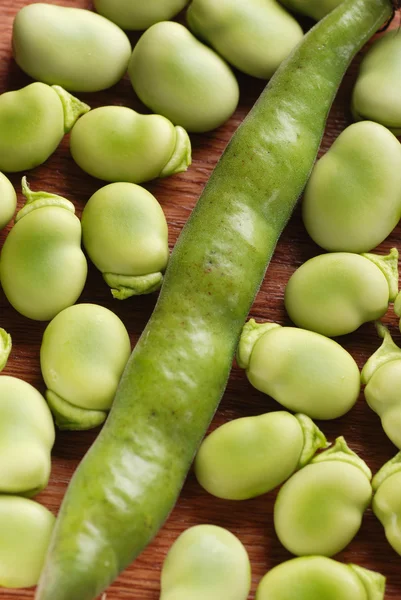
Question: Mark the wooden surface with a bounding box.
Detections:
[1,1,401,598]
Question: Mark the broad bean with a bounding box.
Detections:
[70,106,191,183]
[160,525,251,600]
[0,83,89,173]
[0,328,11,372]
[237,320,360,419]
[0,496,55,588]
[280,0,343,20]
[13,4,131,93]
[255,556,385,600]
[362,323,401,449]
[302,121,401,253]
[94,0,189,30]
[128,22,239,133]
[187,0,303,79]
[284,249,398,337]
[81,183,169,298]
[40,304,131,431]
[0,172,16,229]
[0,178,87,321]
[195,412,327,500]
[274,437,372,556]
[0,376,54,497]
[372,452,401,556]
[352,30,401,133]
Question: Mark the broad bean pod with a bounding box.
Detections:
[94,0,189,30]
[362,323,401,449]
[0,178,87,321]
[255,556,385,600]
[13,4,131,92]
[0,172,16,229]
[160,525,251,600]
[0,328,11,372]
[237,320,360,419]
[81,183,169,299]
[274,437,372,556]
[280,0,343,20]
[70,106,191,183]
[128,22,239,133]
[372,452,401,556]
[40,304,131,431]
[0,376,55,497]
[352,30,401,133]
[285,248,399,337]
[0,83,89,173]
[36,2,393,599]
[195,411,327,500]
[187,0,303,80]
[302,121,401,253]
[0,496,55,588]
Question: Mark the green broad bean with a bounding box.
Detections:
[195,412,327,500]
[70,106,191,183]
[0,328,11,372]
[0,178,87,321]
[128,22,239,133]
[372,452,401,556]
[187,0,303,80]
[362,323,401,449]
[280,0,343,20]
[0,83,89,173]
[40,304,131,431]
[284,248,399,337]
[160,525,251,600]
[13,4,131,93]
[274,437,372,556]
[302,121,401,253]
[0,376,54,497]
[36,2,393,598]
[0,172,16,229]
[255,556,385,600]
[0,496,55,588]
[237,320,360,419]
[94,0,189,30]
[81,183,169,299]
[352,30,401,134]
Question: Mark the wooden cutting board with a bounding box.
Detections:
[1,1,401,598]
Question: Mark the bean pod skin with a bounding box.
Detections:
[284,249,399,337]
[195,412,327,500]
[187,0,303,79]
[94,0,189,30]
[13,4,131,93]
[373,452,401,556]
[0,179,88,321]
[36,2,392,599]
[0,172,16,229]
[274,437,372,556]
[238,320,360,419]
[70,106,191,183]
[255,556,385,600]
[0,83,90,173]
[160,525,251,600]
[302,121,401,253]
[128,22,239,133]
[81,183,169,298]
[280,0,343,20]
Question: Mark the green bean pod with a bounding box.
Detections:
[94,0,189,30]
[0,172,16,229]
[195,411,327,500]
[0,178,88,321]
[372,452,401,556]
[0,83,90,173]
[0,328,11,372]
[280,0,344,19]
[274,437,372,556]
[36,2,393,599]
[362,322,401,449]
[255,556,385,600]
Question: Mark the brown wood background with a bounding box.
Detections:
[1,1,401,598]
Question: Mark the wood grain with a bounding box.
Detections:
[1,1,401,598]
